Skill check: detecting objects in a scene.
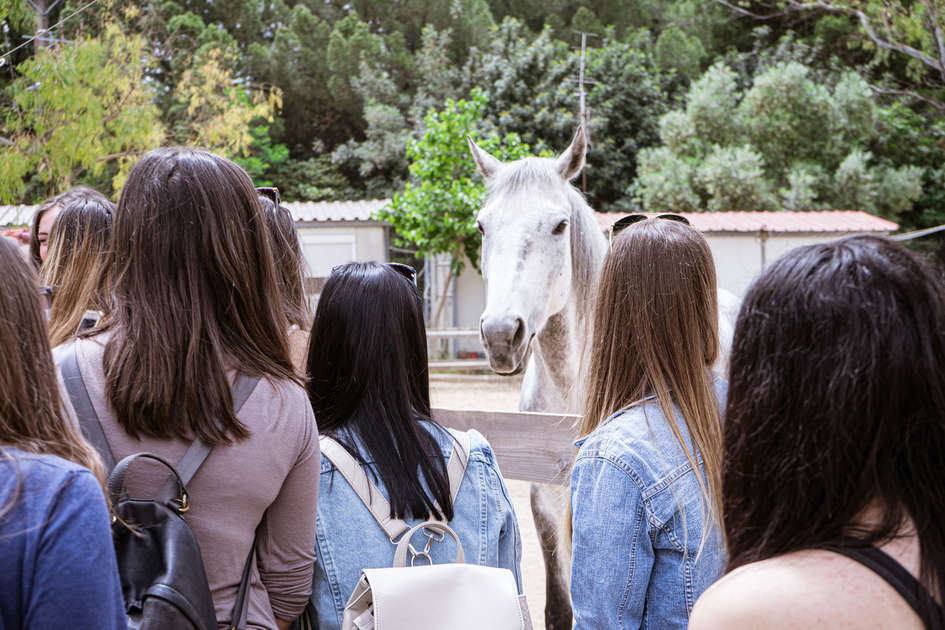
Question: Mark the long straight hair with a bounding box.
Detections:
[306,262,453,521]
[258,196,311,331]
[724,236,945,611]
[40,197,114,347]
[579,219,723,542]
[0,237,105,517]
[101,147,297,445]
[30,186,109,268]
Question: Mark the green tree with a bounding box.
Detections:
[714,0,945,107]
[636,60,926,219]
[376,89,531,320]
[0,19,164,202]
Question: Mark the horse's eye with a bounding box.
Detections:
[476,221,484,235]
[552,220,568,235]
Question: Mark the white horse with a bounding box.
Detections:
[467,127,738,629]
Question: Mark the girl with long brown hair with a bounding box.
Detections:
[58,147,320,630]
[569,217,725,629]
[0,236,124,629]
[41,196,114,346]
[258,193,312,374]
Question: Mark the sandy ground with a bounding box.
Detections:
[429,374,549,628]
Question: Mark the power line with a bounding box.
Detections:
[0,0,99,64]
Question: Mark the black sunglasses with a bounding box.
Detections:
[331,262,418,286]
[256,186,281,209]
[609,213,690,246]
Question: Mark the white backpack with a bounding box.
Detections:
[319,430,533,630]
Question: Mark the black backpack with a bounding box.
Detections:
[59,343,260,630]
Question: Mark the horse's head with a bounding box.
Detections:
[467,128,590,375]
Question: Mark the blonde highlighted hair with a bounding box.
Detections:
[577,218,723,547]
[40,198,114,347]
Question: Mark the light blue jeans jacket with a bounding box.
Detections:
[311,422,523,630]
[569,379,727,630]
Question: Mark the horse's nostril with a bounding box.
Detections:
[512,317,525,348]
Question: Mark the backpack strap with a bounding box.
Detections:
[156,373,259,503]
[319,428,472,541]
[59,341,117,471]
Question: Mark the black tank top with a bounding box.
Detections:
[820,544,945,629]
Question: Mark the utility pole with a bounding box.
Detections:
[27,0,62,53]
[571,30,597,194]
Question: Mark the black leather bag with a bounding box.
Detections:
[108,453,220,630]
[59,342,260,630]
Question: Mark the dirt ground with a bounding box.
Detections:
[429,373,550,628]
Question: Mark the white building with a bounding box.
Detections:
[434,210,899,354]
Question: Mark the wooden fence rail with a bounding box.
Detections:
[432,407,580,486]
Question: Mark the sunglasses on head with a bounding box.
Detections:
[609,213,690,247]
[256,186,281,209]
[330,262,418,286]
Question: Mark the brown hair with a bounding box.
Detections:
[30,186,110,268]
[40,197,115,347]
[0,236,105,516]
[579,219,723,543]
[101,147,297,445]
[258,196,312,330]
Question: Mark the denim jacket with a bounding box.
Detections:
[569,379,727,630]
[311,422,523,630]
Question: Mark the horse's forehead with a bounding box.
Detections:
[480,184,570,224]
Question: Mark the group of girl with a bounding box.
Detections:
[1,146,942,630]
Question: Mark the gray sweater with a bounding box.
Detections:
[68,335,320,629]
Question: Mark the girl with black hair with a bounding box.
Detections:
[305,262,523,630]
[691,235,945,629]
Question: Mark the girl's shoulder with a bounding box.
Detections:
[690,550,924,630]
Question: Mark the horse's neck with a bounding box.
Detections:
[522,195,606,414]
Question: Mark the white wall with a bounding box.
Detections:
[297,224,388,277]
[706,232,859,298]
[444,231,884,356]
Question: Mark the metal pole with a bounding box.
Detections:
[579,32,587,194]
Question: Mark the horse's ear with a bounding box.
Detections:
[467,135,503,179]
[556,126,586,181]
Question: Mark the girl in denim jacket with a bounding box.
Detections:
[569,218,726,629]
[304,262,523,630]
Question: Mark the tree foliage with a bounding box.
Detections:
[636,60,927,219]
[376,89,531,275]
[0,19,163,202]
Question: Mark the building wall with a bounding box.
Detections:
[447,231,881,355]
[706,232,858,297]
[296,223,388,278]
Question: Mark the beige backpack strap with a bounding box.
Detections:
[445,429,471,505]
[320,429,472,542]
[319,436,410,541]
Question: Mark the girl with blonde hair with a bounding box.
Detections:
[569,216,725,629]
[40,196,114,346]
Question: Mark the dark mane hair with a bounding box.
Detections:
[258,196,311,331]
[724,235,945,607]
[30,186,109,268]
[305,262,452,521]
[102,147,297,445]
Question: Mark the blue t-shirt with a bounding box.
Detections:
[0,447,125,630]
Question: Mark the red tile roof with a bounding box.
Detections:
[595,211,898,233]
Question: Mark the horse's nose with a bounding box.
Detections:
[481,313,526,353]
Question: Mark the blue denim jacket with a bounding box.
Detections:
[311,422,523,630]
[569,380,727,630]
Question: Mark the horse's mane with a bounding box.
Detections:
[487,157,562,195]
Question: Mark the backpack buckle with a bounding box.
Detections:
[171,492,190,514]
